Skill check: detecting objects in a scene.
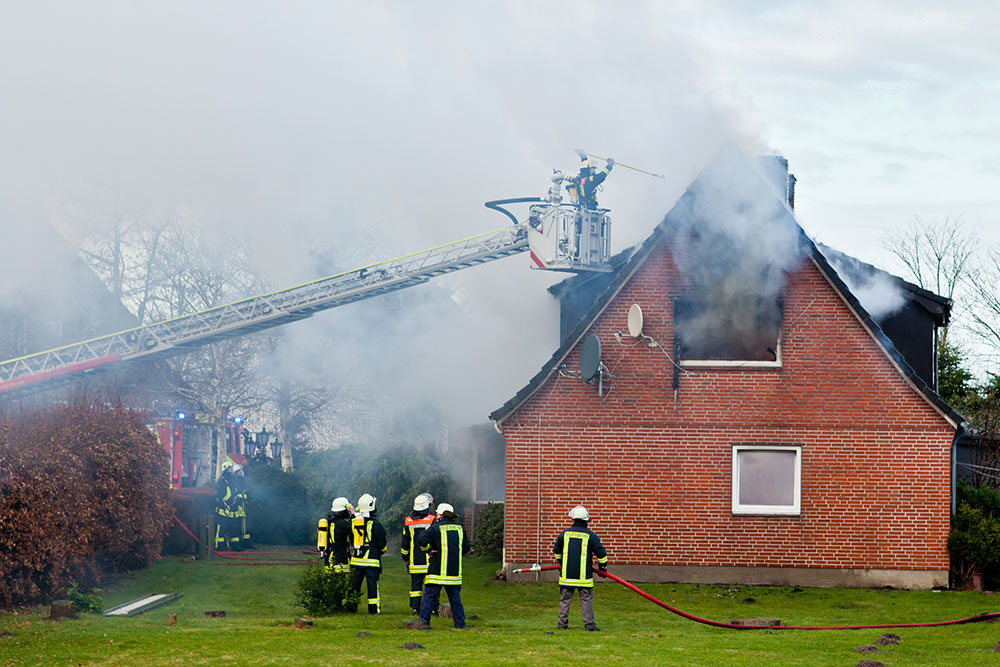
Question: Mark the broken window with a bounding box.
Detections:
[731,445,801,515]
[674,297,782,365]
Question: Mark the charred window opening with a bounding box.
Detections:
[674,297,782,364]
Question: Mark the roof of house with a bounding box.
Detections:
[489,145,964,428]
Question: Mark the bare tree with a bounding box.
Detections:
[882,214,979,344]
[968,248,1000,360]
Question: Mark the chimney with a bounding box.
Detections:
[757,155,796,210]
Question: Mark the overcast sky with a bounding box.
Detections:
[1,2,996,424]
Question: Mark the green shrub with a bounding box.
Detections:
[294,564,359,615]
[948,485,1000,586]
[472,502,504,560]
[66,581,103,614]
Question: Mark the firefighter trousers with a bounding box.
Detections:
[352,566,381,614]
[409,573,425,611]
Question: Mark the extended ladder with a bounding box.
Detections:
[0,226,528,399]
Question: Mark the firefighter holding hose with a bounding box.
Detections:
[554,505,608,631]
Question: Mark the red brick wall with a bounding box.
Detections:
[501,243,955,574]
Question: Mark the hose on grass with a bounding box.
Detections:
[512,565,1000,630]
[171,514,311,565]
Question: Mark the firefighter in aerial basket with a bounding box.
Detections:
[317,496,353,574]
[401,494,436,613]
[214,460,241,551]
[572,148,614,211]
[350,493,388,614]
[554,505,608,631]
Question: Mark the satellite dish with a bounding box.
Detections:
[579,334,601,382]
[627,303,644,338]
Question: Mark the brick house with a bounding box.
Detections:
[490,146,962,589]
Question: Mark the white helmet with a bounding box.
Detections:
[232,464,243,473]
[569,505,590,521]
[221,460,234,471]
[357,493,376,513]
[331,497,350,513]
[437,503,455,517]
[413,494,430,511]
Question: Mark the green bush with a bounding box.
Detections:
[472,502,504,560]
[294,564,359,615]
[948,484,1000,586]
[66,581,103,614]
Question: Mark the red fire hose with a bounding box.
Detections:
[512,565,1000,630]
[172,515,311,565]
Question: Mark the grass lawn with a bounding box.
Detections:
[3,549,1000,665]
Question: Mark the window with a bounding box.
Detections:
[675,298,782,367]
[732,445,801,515]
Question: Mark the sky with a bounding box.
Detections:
[0,1,997,429]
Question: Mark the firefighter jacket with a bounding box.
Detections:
[401,509,435,574]
[349,514,387,568]
[214,472,236,518]
[553,520,608,588]
[579,165,611,210]
[329,511,352,569]
[418,516,471,586]
[234,474,247,519]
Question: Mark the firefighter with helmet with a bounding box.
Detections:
[410,502,471,630]
[350,493,388,614]
[233,464,252,550]
[214,460,241,551]
[569,149,614,210]
[401,493,436,613]
[554,505,608,631]
[317,497,353,574]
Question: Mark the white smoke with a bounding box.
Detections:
[0,3,756,432]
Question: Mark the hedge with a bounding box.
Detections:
[0,404,172,605]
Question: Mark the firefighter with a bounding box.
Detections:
[554,505,608,631]
[410,502,471,630]
[350,493,387,614]
[317,496,353,573]
[233,464,252,550]
[573,149,614,211]
[214,460,241,551]
[401,493,436,613]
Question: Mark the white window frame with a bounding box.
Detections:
[679,335,783,369]
[731,444,801,515]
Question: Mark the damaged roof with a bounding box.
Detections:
[489,146,964,428]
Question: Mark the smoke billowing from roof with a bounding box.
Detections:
[663,145,809,359]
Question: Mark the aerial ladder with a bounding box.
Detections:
[0,172,612,401]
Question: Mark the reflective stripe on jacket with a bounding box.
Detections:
[401,512,435,574]
[419,518,471,586]
[553,524,608,588]
[349,515,387,568]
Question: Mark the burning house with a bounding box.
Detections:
[491,145,962,589]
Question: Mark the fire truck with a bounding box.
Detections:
[151,412,249,489]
